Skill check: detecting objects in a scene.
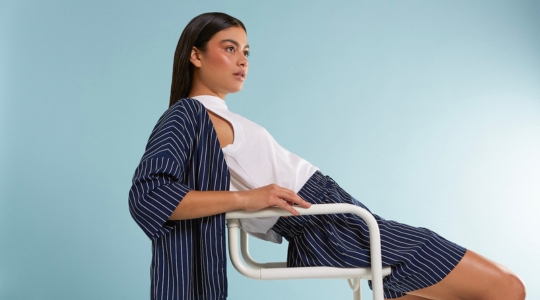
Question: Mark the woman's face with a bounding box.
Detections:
[190,26,249,99]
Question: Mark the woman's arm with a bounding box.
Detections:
[169,184,312,220]
[166,105,310,220]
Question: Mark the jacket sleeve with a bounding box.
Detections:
[128,102,197,240]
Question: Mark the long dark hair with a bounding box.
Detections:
[169,12,246,107]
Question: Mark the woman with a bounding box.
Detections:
[129,12,525,300]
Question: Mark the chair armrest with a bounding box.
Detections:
[226,203,374,219]
[225,203,386,299]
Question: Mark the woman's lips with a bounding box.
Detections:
[233,71,246,81]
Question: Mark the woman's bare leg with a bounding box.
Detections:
[390,294,432,300]
[405,250,525,300]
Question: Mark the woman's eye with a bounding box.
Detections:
[244,50,250,57]
[226,46,235,52]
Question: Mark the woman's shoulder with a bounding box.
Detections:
[170,97,205,111]
[161,98,207,120]
[148,98,209,144]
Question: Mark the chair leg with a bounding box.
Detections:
[355,281,361,300]
[348,278,362,300]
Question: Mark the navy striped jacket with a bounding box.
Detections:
[129,98,230,299]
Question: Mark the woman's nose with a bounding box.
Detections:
[238,55,248,68]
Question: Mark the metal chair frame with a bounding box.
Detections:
[226,203,392,300]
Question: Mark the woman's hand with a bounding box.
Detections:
[237,184,311,216]
[169,184,311,220]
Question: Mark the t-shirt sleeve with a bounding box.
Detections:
[128,103,197,240]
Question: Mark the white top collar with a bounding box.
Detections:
[191,95,228,111]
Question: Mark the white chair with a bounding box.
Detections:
[226,203,392,300]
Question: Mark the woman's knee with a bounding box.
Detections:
[412,250,525,300]
[484,266,526,300]
[452,265,525,300]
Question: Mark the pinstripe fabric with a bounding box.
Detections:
[273,171,467,299]
[129,98,230,300]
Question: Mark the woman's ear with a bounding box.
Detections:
[190,47,203,68]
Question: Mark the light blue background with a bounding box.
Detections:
[1,1,539,299]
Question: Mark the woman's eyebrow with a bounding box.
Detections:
[220,39,249,49]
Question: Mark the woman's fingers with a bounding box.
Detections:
[277,188,311,208]
[239,184,312,215]
[270,185,311,216]
[274,199,300,216]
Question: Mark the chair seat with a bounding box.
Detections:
[259,265,392,280]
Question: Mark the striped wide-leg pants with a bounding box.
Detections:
[272,171,466,299]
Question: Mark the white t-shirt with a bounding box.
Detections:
[192,95,319,243]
